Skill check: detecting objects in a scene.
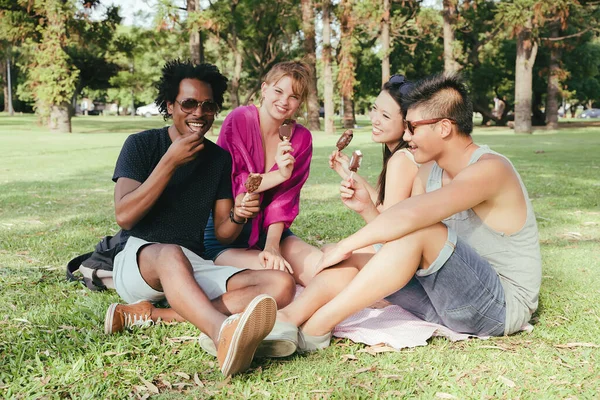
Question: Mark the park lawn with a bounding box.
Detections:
[0,114,599,399]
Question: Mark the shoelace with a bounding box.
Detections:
[123,312,154,329]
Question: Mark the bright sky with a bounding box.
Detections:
[91,0,159,26]
[93,0,440,27]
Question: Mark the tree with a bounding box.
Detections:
[442,0,461,74]
[497,0,589,133]
[381,0,390,84]
[0,0,38,114]
[186,0,204,64]
[65,3,121,115]
[301,0,320,130]
[353,0,419,90]
[456,0,508,125]
[31,0,79,132]
[545,19,561,129]
[322,0,335,134]
[514,17,537,133]
[497,0,540,133]
[197,0,301,107]
[542,1,599,127]
[562,40,600,114]
[338,0,356,129]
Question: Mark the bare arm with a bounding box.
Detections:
[258,222,293,273]
[253,140,295,193]
[339,152,419,224]
[213,192,261,244]
[339,157,512,253]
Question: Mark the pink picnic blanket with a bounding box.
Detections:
[331,303,533,349]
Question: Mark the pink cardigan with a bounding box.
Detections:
[217,105,313,248]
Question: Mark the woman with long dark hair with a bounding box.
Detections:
[330,75,419,252]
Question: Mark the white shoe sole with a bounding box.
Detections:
[104,303,119,335]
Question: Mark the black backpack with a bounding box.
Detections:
[66,232,122,291]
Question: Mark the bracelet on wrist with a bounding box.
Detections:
[229,208,247,225]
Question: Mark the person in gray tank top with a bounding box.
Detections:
[298,74,541,347]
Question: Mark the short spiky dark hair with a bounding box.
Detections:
[155,59,228,120]
[402,74,473,136]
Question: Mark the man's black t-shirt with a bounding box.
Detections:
[112,127,232,257]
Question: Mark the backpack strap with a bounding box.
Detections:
[66,251,93,282]
[86,269,108,291]
[66,231,122,291]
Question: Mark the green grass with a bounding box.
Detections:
[1,114,599,398]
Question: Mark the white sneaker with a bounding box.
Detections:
[297,329,332,353]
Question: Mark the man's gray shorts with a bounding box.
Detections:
[113,236,244,304]
[386,228,506,337]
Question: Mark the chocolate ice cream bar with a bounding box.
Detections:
[244,173,263,193]
[336,129,353,151]
[348,150,363,172]
[279,119,295,141]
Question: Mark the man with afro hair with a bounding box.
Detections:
[104,60,295,376]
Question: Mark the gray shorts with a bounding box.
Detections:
[385,227,506,337]
[113,236,244,304]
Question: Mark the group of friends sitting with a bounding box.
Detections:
[100,59,541,377]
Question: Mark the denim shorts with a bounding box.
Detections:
[203,213,295,261]
[385,228,506,336]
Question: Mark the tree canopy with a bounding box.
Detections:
[1,0,599,133]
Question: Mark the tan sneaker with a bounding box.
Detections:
[217,294,277,377]
[199,320,298,358]
[104,301,155,334]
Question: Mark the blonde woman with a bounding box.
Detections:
[202,61,359,357]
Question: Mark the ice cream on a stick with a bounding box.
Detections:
[348,150,363,179]
[244,173,262,193]
[279,119,295,141]
[336,129,354,151]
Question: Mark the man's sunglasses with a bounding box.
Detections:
[405,117,457,135]
[176,99,220,115]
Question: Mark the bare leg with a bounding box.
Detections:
[217,269,295,313]
[277,262,361,327]
[279,236,324,286]
[215,248,263,270]
[215,237,325,287]
[138,244,226,341]
[149,269,296,323]
[301,223,448,336]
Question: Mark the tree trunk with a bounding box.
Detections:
[2,57,9,114]
[473,102,509,126]
[230,47,242,108]
[381,0,390,85]
[514,19,538,134]
[49,103,71,133]
[343,94,354,129]
[545,22,561,130]
[442,0,460,75]
[322,0,335,134]
[301,0,320,131]
[338,0,356,129]
[227,0,242,108]
[187,0,203,64]
[190,31,201,64]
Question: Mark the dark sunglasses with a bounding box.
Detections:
[176,99,220,115]
[405,117,457,135]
